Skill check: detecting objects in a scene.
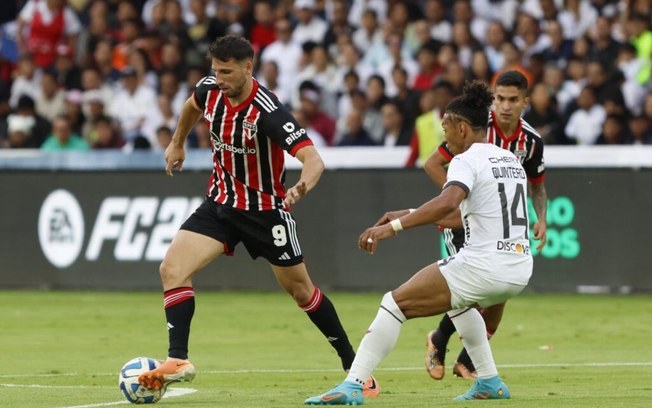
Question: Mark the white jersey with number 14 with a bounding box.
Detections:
[444,143,532,285]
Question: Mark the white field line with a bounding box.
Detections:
[0,361,651,379]
[0,387,197,408]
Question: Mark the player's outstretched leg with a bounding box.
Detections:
[425,313,456,380]
[300,287,381,398]
[304,381,364,405]
[139,287,197,390]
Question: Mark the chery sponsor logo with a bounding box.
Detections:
[38,190,202,267]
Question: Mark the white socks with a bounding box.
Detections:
[449,308,498,379]
[346,292,406,385]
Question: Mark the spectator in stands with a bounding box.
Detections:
[405,80,455,167]
[155,125,173,150]
[112,17,142,72]
[352,9,383,56]
[378,32,419,97]
[92,38,121,86]
[13,95,51,147]
[564,85,606,145]
[524,82,562,144]
[333,40,373,93]
[483,21,507,73]
[629,114,652,145]
[142,94,177,148]
[5,114,35,148]
[587,15,622,70]
[187,0,228,58]
[514,12,549,65]
[492,41,533,87]
[9,53,40,109]
[322,0,354,54]
[259,61,289,106]
[348,0,387,29]
[299,81,336,146]
[52,44,82,90]
[451,21,481,69]
[596,114,630,144]
[424,0,452,43]
[541,19,574,68]
[380,100,412,147]
[624,13,651,85]
[469,50,493,84]
[248,0,276,54]
[260,18,302,105]
[337,108,376,147]
[16,0,82,69]
[128,47,157,90]
[63,89,85,136]
[41,114,89,151]
[390,65,421,128]
[292,0,328,46]
[558,0,598,40]
[81,90,106,141]
[35,69,65,122]
[293,43,338,117]
[362,75,388,144]
[90,115,125,149]
[412,40,443,91]
[452,0,486,46]
[616,44,648,116]
[159,39,186,81]
[109,66,157,144]
[292,109,327,147]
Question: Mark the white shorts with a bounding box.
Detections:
[438,251,530,309]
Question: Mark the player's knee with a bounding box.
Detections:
[381,292,406,323]
[159,259,182,287]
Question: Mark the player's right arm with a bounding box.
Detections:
[165,97,202,176]
[423,143,453,188]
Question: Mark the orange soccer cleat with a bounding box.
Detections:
[363,375,381,398]
[425,330,445,380]
[138,357,196,390]
[453,362,478,380]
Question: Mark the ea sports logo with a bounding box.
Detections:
[38,189,84,268]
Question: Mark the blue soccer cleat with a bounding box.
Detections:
[453,375,511,400]
[305,380,364,405]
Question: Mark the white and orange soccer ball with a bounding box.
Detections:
[118,357,166,404]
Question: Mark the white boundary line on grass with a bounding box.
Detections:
[0,386,197,408]
[1,361,650,379]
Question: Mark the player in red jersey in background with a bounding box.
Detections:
[137,35,379,398]
[423,70,548,380]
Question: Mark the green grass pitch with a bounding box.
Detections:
[1,291,651,407]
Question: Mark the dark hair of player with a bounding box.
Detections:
[495,70,529,90]
[207,35,254,63]
[445,80,493,130]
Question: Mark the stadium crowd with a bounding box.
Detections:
[0,0,650,163]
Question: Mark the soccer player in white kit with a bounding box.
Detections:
[305,80,533,404]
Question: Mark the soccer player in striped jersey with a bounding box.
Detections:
[138,35,379,397]
[422,70,548,380]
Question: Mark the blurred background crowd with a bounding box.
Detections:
[0,0,650,165]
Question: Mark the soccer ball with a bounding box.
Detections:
[118,357,165,404]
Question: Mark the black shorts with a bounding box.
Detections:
[180,198,304,266]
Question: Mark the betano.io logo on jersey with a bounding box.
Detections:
[38,189,85,268]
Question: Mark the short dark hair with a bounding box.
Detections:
[208,35,254,62]
[445,80,493,129]
[495,70,529,90]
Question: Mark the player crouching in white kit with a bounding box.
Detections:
[305,80,532,405]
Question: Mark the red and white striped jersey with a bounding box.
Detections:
[438,111,545,184]
[194,75,313,211]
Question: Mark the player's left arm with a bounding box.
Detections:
[285,145,324,206]
[262,101,321,207]
[524,138,548,251]
[529,181,548,251]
